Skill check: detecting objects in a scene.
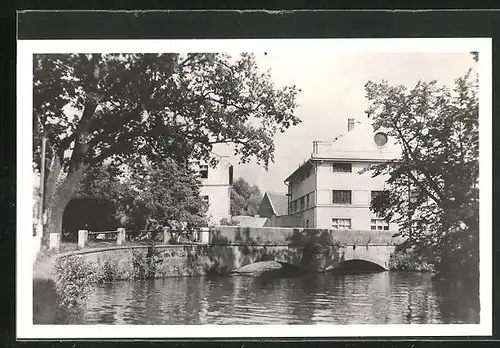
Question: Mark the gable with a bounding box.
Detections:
[258,192,289,217]
[258,194,275,218]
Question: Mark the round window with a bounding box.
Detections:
[374,132,388,146]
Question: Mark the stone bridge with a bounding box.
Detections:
[59,227,404,277]
[209,226,403,273]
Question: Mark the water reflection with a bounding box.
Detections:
[58,272,480,325]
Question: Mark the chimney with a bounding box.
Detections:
[347,118,355,132]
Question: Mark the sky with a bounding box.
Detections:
[221,51,477,194]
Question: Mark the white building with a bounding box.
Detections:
[192,152,233,225]
[284,118,401,231]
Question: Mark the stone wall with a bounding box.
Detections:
[209,226,403,246]
[60,245,216,278]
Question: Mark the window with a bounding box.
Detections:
[305,220,309,228]
[374,132,388,146]
[332,218,351,230]
[202,195,209,205]
[292,200,297,212]
[371,219,389,231]
[306,194,310,208]
[300,197,305,210]
[332,162,352,173]
[332,190,352,204]
[199,164,208,179]
[229,165,234,185]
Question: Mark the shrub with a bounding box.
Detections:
[219,217,240,226]
[145,246,162,278]
[130,249,147,280]
[129,247,163,279]
[97,259,119,283]
[53,255,98,312]
[388,245,434,272]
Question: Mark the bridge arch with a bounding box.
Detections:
[339,245,394,271]
[329,259,387,273]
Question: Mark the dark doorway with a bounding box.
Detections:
[62,198,117,242]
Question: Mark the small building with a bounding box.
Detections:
[192,152,234,225]
[284,118,401,230]
[258,192,302,228]
[258,191,289,218]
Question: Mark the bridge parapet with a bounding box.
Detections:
[210,226,405,247]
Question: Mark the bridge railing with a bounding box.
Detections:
[73,227,210,249]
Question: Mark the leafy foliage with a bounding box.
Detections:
[33,53,301,173]
[53,255,98,311]
[388,243,434,272]
[33,53,300,237]
[471,51,478,62]
[219,217,241,226]
[230,177,263,216]
[365,68,479,280]
[75,159,209,231]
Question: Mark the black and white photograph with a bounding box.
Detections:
[17,36,492,339]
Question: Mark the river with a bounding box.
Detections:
[55,271,479,325]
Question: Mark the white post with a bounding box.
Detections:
[162,227,170,244]
[200,227,210,244]
[116,228,126,245]
[78,229,88,249]
[49,232,60,250]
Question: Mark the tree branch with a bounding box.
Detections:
[392,117,445,204]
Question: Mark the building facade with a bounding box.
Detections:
[192,153,233,225]
[284,118,401,231]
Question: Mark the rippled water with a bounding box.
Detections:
[64,272,479,325]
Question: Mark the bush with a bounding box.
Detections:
[388,245,434,272]
[98,259,119,283]
[53,255,98,312]
[130,249,147,280]
[219,217,240,226]
[129,247,163,280]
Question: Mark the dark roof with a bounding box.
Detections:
[284,159,314,182]
[265,192,289,216]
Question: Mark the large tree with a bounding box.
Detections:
[75,159,209,231]
[365,68,479,280]
[33,53,301,240]
[230,177,262,216]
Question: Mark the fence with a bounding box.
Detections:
[47,227,211,250]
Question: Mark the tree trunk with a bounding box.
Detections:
[42,160,87,244]
[44,204,64,242]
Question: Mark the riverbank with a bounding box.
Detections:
[33,251,58,281]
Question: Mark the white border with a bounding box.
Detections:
[17,38,493,339]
